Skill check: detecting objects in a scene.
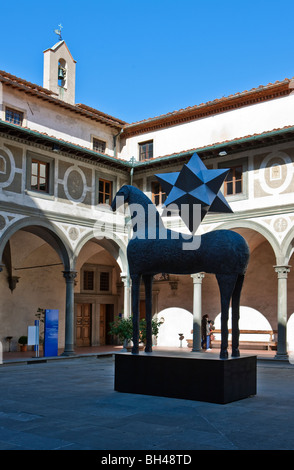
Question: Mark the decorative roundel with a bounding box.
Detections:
[0,147,14,188]
[259,152,293,195]
[273,217,288,233]
[0,215,6,230]
[63,166,87,203]
[68,227,79,241]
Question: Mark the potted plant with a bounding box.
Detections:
[109,316,164,349]
[35,307,45,350]
[139,318,164,345]
[18,336,28,352]
[109,317,133,348]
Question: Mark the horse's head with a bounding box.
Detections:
[111,185,130,212]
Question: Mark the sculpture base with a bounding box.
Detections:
[115,352,257,404]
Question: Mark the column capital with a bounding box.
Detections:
[274,265,291,279]
[63,271,77,282]
[191,272,205,283]
[120,271,129,282]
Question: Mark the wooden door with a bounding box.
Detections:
[76,304,91,347]
[140,300,146,320]
[100,304,114,345]
[100,304,106,345]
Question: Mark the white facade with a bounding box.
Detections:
[0,40,294,358]
[122,91,294,160]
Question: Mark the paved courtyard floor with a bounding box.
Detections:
[1,349,294,451]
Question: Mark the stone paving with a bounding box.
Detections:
[0,352,294,450]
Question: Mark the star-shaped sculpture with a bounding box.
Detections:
[155,152,233,233]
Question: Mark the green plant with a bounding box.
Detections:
[18,336,27,345]
[139,318,164,344]
[35,308,45,344]
[108,317,133,343]
[109,316,163,344]
[35,308,45,323]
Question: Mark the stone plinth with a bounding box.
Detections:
[115,352,257,404]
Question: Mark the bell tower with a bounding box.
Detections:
[43,40,76,105]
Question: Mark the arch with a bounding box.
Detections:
[156,307,193,347]
[213,219,282,262]
[74,231,128,273]
[58,58,67,87]
[281,226,294,264]
[287,313,294,352]
[214,306,273,342]
[0,217,72,271]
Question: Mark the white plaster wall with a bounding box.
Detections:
[2,88,117,156]
[122,94,294,160]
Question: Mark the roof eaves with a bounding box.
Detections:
[0,119,131,170]
[134,125,294,169]
[122,79,293,136]
[0,72,125,129]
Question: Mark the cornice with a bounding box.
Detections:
[122,80,293,137]
[0,120,130,174]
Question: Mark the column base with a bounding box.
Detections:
[61,348,76,356]
[274,353,289,361]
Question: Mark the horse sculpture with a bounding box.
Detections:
[111,185,250,359]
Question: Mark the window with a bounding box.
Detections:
[100,272,110,291]
[139,140,153,161]
[30,159,50,192]
[99,179,112,204]
[224,165,243,196]
[151,182,167,206]
[93,138,106,153]
[83,271,94,290]
[5,107,23,126]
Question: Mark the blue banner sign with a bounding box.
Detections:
[44,309,59,357]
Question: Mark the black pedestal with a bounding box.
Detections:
[115,352,257,404]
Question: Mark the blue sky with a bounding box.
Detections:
[1,0,294,123]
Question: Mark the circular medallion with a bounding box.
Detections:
[259,152,293,195]
[273,217,288,233]
[0,215,6,230]
[68,227,79,241]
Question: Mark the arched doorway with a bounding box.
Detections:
[156,307,192,347]
[73,234,128,348]
[205,223,279,332]
[0,219,72,353]
[214,306,273,343]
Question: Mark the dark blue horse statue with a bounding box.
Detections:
[111,185,250,359]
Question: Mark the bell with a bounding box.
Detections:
[58,66,65,80]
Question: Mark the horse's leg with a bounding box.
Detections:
[216,273,238,359]
[131,274,141,354]
[142,274,153,353]
[231,274,245,358]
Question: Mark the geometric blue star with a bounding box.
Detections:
[155,152,233,233]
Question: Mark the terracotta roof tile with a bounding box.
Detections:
[0,70,126,129]
[123,78,294,135]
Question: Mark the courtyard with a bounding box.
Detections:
[0,351,294,451]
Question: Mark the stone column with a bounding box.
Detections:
[120,272,131,319]
[274,265,290,360]
[62,271,77,356]
[191,273,205,352]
